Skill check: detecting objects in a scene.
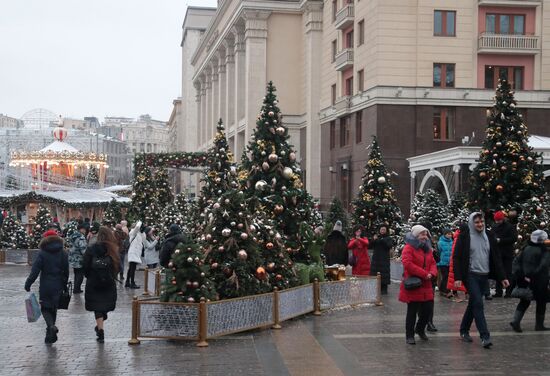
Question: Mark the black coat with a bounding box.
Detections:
[453,228,505,283]
[160,232,189,267]
[25,236,69,309]
[369,236,393,284]
[513,242,550,301]
[83,243,117,313]
[492,221,517,258]
[323,230,348,266]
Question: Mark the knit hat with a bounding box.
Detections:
[494,211,506,222]
[169,224,182,235]
[411,225,429,238]
[530,229,548,244]
[442,228,452,235]
[333,220,343,232]
[42,229,58,238]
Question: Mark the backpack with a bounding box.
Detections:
[91,255,114,288]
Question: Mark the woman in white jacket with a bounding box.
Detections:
[143,227,159,268]
[125,221,144,289]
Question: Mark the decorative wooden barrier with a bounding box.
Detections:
[129,274,382,347]
[0,249,40,265]
[390,260,403,282]
[142,267,162,297]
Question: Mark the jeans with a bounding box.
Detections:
[119,253,126,276]
[460,273,490,340]
[495,256,513,296]
[73,268,84,292]
[405,301,431,338]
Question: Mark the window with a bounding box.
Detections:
[345,30,354,49]
[345,76,354,96]
[340,116,351,147]
[434,10,456,36]
[332,0,337,22]
[331,40,337,62]
[433,63,455,88]
[331,84,337,105]
[330,121,336,149]
[356,111,362,144]
[484,65,524,90]
[358,20,365,46]
[433,108,455,140]
[486,14,525,35]
[357,69,364,92]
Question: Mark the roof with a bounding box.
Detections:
[40,140,79,153]
[528,135,550,149]
[100,185,132,193]
[0,189,130,206]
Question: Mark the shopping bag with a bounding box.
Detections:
[25,292,41,323]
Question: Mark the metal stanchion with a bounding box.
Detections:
[142,267,150,296]
[128,296,141,345]
[313,279,322,316]
[272,288,281,329]
[197,298,208,347]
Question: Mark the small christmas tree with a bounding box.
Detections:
[350,136,403,239]
[325,197,348,234]
[240,82,318,263]
[468,79,545,215]
[31,205,52,247]
[449,192,467,220]
[203,187,270,299]
[103,199,122,226]
[86,166,100,187]
[1,216,31,249]
[63,220,79,239]
[409,189,451,236]
[130,155,159,224]
[155,167,173,211]
[517,195,549,249]
[160,239,217,303]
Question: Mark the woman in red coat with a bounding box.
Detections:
[348,226,370,276]
[399,225,437,345]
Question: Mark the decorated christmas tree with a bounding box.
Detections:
[1,216,31,249]
[155,167,173,211]
[86,166,100,187]
[130,155,160,225]
[516,195,549,249]
[63,220,79,239]
[31,205,52,247]
[350,136,403,239]
[449,192,467,219]
[103,199,122,226]
[325,197,348,234]
[198,120,234,214]
[160,239,217,303]
[468,79,544,215]
[159,202,186,238]
[203,186,270,299]
[409,189,452,236]
[239,82,318,263]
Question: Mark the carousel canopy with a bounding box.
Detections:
[40,140,79,153]
[0,188,130,208]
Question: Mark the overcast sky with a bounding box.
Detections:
[0,0,217,122]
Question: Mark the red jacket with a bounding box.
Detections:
[446,229,467,292]
[348,237,371,276]
[398,243,437,303]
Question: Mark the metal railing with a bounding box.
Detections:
[335,4,354,28]
[478,33,540,51]
[334,48,354,71]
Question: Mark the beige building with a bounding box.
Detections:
[104,115,169,155]
[0,114,23,128]
[186,0,324,198]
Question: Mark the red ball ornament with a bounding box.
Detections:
[266,242,274,250]
[495,184,504,192]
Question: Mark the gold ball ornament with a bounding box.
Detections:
[255,267,267,280]
[282,167,293,179]
[495,184,504,192]
[268,153,278,163]
[274,204,284,215]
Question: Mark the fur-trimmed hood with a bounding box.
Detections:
[39,235,64,253]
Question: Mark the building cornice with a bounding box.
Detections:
[319,86,550,123]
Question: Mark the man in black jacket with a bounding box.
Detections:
[159,224,189,268]
[491,211,517,298]
[454,212,509,348]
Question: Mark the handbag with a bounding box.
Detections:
[348,253,357,267]
[58,281,72,310]
[511,286,533,301]
[403,252,426,290]
[25,292,41,323]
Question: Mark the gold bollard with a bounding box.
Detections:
[128,296,141,345]
[155,270,161,296]
[272,288,282,329]
[142,267,150,296]
[375,272,384,306]
[197,298,209,347]
[313,279,322,316]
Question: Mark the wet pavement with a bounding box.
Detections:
[1,264,549,375]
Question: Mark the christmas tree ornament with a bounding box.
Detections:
[282,167,293,179]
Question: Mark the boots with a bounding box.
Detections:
[509,310,525,333]
[45,326,58,344]
[535,314,549,331]
[95,326,105,343]
[130,282,140,289]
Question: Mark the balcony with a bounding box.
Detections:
[478,33,540,54]
[478,0,541,7]
[334,4,354,30]
[334,48,354,71]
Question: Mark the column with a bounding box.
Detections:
[211,60,219,142]
[303,2,323,198]
[204,68,212,147]
[243,11,270,150]
[224,39,235,132]
[232,24,246,131]
[194,81,202,150]
[217,49,227,127]
[200,74,207,149]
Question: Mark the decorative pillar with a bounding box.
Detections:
[204,69,212,148]
[224,39,235,132]
[200,74,207,148]
[232,24,246,131]
[217,50,227,127]
[243,11,270,151]
[303,1,323,198]
[410,171,416,206]
[453,164,461,194]
[210,60,219,143]
[194,80,202,148]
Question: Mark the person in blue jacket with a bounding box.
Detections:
[437,228,454,298]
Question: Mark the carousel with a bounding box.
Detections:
[9,125,108,189]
